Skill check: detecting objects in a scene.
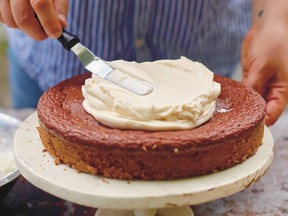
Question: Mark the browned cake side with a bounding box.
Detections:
[37,73,266,180]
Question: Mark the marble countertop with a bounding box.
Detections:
[0,107,287,216]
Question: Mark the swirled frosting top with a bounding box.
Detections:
[82,57,221,131]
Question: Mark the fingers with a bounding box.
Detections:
[53,0,68,28]
[241,27,267,94]
[264,85,288,125]
[241,50,287,126]
[241,27,255,71]
[242,57,274,95]
[243,59,288,126]
[10,0,47,40]
[244,58,288,125]
[0,0,17,28]
[0,7,2,23]
[1,0,68,40]
[30,0,62,38]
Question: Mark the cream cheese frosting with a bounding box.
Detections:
[0,152,16,179]
[82,57,221,131]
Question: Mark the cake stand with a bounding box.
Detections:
[14,113,274,216]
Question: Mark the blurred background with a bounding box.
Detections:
[0,25,10,108]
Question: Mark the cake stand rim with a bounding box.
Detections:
[13,112,274,209]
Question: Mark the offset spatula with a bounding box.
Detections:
[58,30,153,95]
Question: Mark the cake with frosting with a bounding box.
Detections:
[37,57,266,180]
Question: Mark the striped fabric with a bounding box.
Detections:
[7,0,251,91]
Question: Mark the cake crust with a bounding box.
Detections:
[37,73,266,180]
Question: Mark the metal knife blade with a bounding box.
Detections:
[70,43,113,78]
[58,30,153,96]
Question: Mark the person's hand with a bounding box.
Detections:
[0,0,68,40]
[241,17,288,126]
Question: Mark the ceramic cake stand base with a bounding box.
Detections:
[95,206,193,216]
[14,113,274,216]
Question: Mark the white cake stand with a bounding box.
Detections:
[14,113,274,216]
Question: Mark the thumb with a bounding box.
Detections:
[54,0,68,28]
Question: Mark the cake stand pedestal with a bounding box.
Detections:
[14,113,274,216]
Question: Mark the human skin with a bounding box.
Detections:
[0,0,67,40]
[242,0,288,125]
[0,0,287,125]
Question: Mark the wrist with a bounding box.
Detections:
[261,0,288,24]
[252,0,288,31]
[252,0,267,22]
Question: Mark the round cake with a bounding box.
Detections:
[37,72,266,180]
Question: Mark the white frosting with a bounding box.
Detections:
[82,57,221,131]
[0,152,16,179]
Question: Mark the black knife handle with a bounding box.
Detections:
[34,13,80,50]
[57,29,80,50]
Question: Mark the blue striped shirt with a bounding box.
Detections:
[7,0,251,91]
